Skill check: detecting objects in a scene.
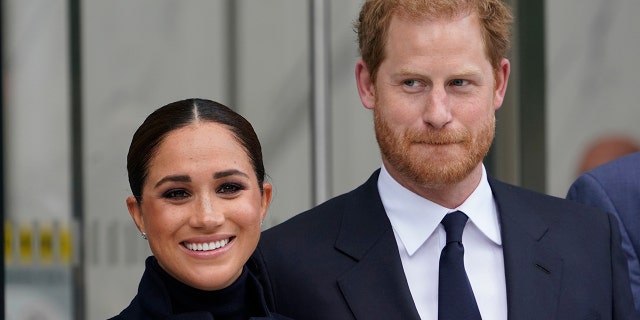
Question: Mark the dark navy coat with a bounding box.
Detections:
[253,169,637,320]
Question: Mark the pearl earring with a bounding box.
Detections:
[140,232,148,240]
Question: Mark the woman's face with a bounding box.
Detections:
[126,122,272,291]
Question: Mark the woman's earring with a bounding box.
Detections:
[140,232,147,240]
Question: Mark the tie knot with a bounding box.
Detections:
[441,211,468,243]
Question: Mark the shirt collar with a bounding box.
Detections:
[378,164,501,256]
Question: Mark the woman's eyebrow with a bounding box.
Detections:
[154,175,190,188]
[213,169,249,179]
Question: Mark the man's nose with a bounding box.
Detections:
[422,86,452,129]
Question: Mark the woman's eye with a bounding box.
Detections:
[163,189,190,199]
[217,183,244,194]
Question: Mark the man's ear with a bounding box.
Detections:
[493,58,511,110]
[355,59,376,110]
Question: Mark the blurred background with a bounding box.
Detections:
[2,0,640,319]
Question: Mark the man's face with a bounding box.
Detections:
[357,13,509,193]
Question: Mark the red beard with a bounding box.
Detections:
[373,108,495,190]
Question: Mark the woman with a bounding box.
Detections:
[111,98,288,319]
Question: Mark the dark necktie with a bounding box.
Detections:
[438,211,482,320]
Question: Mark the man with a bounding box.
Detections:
[576,135,640,174]
[251,0,637,319]
[567,151,640,314]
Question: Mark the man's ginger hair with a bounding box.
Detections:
[355,0,513,83]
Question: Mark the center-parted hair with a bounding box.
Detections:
[127,98,265,201]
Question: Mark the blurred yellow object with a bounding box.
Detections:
[18,223,33,265]
[39,224,54,265]
[59,224,73,265]
[5,221,13,264]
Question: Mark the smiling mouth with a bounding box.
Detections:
[183,238,232,251]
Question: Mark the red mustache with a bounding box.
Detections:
[405,129,470,145]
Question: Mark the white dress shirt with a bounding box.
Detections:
[378,164,507,320]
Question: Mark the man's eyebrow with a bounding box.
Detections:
[397,66,483,77]
[213,169,250,179]
[154,175,190,188]
[453,67,483,77]
[398,67,422,76]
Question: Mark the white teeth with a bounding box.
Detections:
[185,238,230,251]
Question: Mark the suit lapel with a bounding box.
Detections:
[332,173,564,319]
[335,170,421,320]
[490,179,563,320]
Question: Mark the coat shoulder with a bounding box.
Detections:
[261,171,381,244]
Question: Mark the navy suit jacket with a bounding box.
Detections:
[252,170,638,320]
[567,151,640,312]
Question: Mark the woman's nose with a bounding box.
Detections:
[190,195,225,228]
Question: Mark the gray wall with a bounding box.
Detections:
[546,0,640,197]
[4,0,74,319]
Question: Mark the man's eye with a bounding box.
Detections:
[217,183,244,194]
[403,79,419,87]
[163,189,190,199]
[451,79,468,86]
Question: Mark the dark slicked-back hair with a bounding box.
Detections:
[127,98,265,202]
